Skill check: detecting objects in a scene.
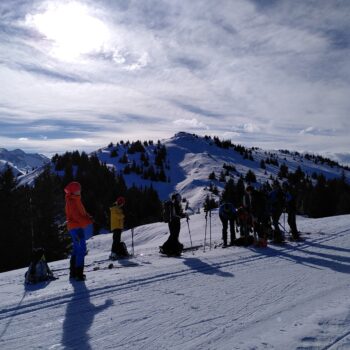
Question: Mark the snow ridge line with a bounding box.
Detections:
[1,228,348,321]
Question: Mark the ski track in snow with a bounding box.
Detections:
[1,214,350,349]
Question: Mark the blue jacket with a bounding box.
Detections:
[219,203,236,220]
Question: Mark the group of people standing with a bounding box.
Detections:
[219,181,300,248]
[64,180,300,281]
[64,181,128,281]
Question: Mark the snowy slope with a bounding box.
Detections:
[0,148,49,176]
[12,131,350,207]
[96,132,350,210]
[1,213,350,350]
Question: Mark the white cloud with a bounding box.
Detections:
[0,0,349,156]
[173,118,208,129]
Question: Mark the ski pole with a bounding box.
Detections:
[186,216,194,255]
[131,227,135,256]
[209,208,212,250]
[204,211,208,252]
[29,195,34,252]
[278,221,287,233]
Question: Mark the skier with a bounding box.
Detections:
[236,206,252,239]
[243,185,269,247]
[268,182,285,243]
[64,181,93,281]
[219,202,237,247]
[160,192,186,256]
[109,196,129,259]
[282,182,301,240]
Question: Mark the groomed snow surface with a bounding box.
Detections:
[1,212,350,350]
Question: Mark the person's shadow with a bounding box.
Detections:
[62,281,113,349]
[183,257,234,277]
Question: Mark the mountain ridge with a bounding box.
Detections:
[0,147,49,176]
[3,132,349,210]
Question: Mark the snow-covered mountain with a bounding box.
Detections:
[1,211,349,349]
[95,132,350,209]
[0,148,49,176]
[13,132,349,208]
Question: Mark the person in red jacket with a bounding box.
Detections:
[64,181,93,281]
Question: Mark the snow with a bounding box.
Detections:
[11,132,350,209]
[1,212,350,349]
[94,132,350,210]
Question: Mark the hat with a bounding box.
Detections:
[171,192,181,202]
[246,185,254,192]
[64,181,81,194]
[115,196,125,206]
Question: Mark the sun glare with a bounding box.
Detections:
[26,2,110,61]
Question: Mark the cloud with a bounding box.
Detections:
[0,0,349,158]
[173,118,208,129]
[299,127,335,136]
[17,63,89,82]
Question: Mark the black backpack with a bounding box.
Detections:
[25,248,56,284]
[115,242,129,257]
[162,200,172,223]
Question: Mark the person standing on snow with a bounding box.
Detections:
[109,196,129,259]
[219,202,237,247]
[64,181,93,281]
[282,182,301,241]
[160,192,186,256]
[243,185,269,247]
[268,182,285,243]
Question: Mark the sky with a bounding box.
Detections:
[0,0,350,163]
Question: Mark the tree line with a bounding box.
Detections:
[205,166,350,218]
[0,151,162,272]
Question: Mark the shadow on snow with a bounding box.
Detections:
[182,257,234,277]
[62,281,113,350]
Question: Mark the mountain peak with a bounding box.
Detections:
[174,131,199,139]
[0,148,50,176]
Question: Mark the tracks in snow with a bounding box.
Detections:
[1,228,348,322]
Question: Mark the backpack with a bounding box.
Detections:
[268,189,284,213]
[162,200,172,223]
[25,248,56,284]
[232,236,254,247]
[115,242,129,257]
[251,190,268,219]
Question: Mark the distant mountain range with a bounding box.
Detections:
[2,132,349,210]
[0,148,49,176]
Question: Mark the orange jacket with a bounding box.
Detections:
[65,194,93,230]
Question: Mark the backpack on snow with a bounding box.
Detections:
[162,200,173,223]
[25,248,56,284]
[115,242,129,257]
[232,236,254,247]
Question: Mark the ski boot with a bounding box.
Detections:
[75,267,86,281]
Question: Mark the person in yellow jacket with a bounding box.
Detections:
[109,196,129,259]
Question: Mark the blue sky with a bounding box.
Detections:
[1,0,349,163]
